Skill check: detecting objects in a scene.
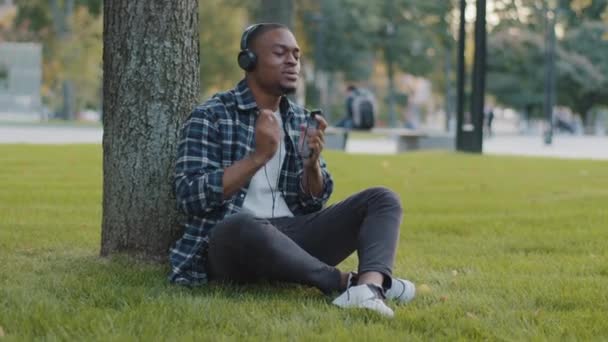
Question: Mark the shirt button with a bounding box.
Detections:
[240,194,245,198]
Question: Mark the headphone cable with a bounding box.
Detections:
[263,120,282,218]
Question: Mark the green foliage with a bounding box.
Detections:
[1,145,608,339]
[55,6,102,111]
[13,0,103,113]
[14,0,53,32]
[15,0,101,33]
[9,0,607,119]
[198,0,247,97]
[300,0,453,81]
[560,0,608,26]
[16,0,246,106]
[487,0,608,118]
[560,21,608,115]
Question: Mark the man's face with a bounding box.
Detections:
[251,28,301,95]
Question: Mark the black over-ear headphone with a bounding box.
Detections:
[237,24,265,72]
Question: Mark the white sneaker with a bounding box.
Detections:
[332,284,394,318]
[385,278,416,304]
[345,273,416,304]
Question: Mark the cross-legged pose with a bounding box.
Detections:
[169,23,415,317]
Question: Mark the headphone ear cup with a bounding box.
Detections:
[238,50,257,71]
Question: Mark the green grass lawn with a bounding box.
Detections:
[1,145,608,340]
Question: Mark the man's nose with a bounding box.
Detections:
[285,53,298,65]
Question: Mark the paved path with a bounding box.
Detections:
[0,125,102,144]
[1,125,607,160]
[483,135,608,160]
[347,135,608,160]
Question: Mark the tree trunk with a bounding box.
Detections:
[455,0,467,151]
[583,109,596,135]
[386,57,397,128]
[51,0,76,120]
[255,0,295,29]
[470,0,486,153]
[101,0,199,261]
[61,80,75,120]
[575,96,595,135]
[444,48,453,132]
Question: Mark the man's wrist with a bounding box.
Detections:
[300,169,324,199]
[249,152,266,169]
[304,159,321,174]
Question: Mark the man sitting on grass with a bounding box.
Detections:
[168,22,415,317]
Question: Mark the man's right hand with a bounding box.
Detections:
[252,109,280,165]
[221,109,281,199]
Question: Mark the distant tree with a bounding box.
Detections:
[487,29,546,117]
[488,0,608,127]
[15,0,103,118]
[560,0,607,26]
[487,27,603,119]
[255,0,295,28]
[198,0,246,96]
[299,0,451,80]
[560,21,608,127]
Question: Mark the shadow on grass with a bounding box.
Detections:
[37,253,333,307]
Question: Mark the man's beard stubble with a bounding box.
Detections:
[280,85,297,95]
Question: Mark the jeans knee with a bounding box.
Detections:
[211,212,258,241]
[225,212,257,227]
[228,213,274,248]
[367,186,403,215]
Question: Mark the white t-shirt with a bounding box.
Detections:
[241,111,294,218]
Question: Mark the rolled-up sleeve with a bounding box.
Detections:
[174,110,226,216]
[296,156,333,213]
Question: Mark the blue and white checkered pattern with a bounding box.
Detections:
[169,79,334,286]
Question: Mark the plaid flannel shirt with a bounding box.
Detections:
[169,79,334,286]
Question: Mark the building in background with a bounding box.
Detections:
[0,42,42,121]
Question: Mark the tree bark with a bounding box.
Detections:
[101,0,199,261]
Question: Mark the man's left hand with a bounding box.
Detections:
[304,115,328,169]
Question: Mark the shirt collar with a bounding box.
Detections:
[235,78,294,118]
[235,79,257,111]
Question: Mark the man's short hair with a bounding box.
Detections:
[246,23,289,51]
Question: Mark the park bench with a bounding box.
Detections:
[324,126,455,153]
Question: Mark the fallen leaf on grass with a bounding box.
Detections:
[417,284,432,295]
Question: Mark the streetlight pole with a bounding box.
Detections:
[385,22,397,128]
[456,0,467,150]
[470,0,487,153]
[456,0,487,153]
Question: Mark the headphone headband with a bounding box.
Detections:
[240,23,265,51]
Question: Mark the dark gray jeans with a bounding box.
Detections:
[206,187,403,294]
